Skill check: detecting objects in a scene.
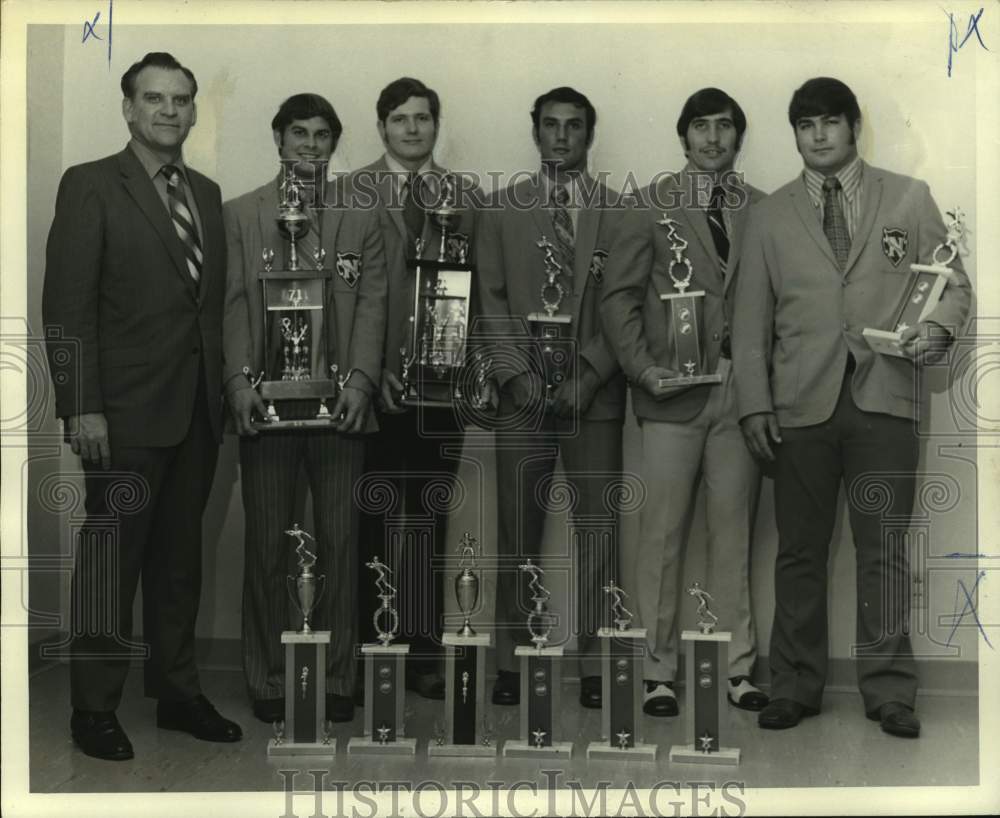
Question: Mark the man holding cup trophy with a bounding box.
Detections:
[222,93,387,725]
[476,87,626,709]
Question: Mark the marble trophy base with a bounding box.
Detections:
[266,629,334,758]
[428,631,497,758]
[669,744,741,765]
[347,642,415,756]
[504,740,574,759]
[428,743,498,758]
[502,645,572,759]
[586,740,658,761]
[346,737,418,755]
[267,739,336,758]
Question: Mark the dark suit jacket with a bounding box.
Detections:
[600,171,764,422]
[43,146,226,447]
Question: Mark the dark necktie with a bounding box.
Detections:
[402,172,425,247]
[551,184,575,276]
[706,185,730,275]
[822,176,850,271]
[162,164,202,285]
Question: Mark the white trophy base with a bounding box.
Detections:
[669,743,741,766]
[503,739,573,759]
[586,740,657,761]
[428,742,497,758]
[861,328,911,358]
[657,373,723,388]
[267,738,336,758]
[346,736,417,756]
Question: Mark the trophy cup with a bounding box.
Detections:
[429,532,496,757]
[669,582,740,766]
[347,557,416,755]
[656,216,723,387]
[502,559,572,758]
[862,207,966,358]
[586,580,657,760]
[527,236,575,408]
[266,524,334,758]
[247,174,352,429]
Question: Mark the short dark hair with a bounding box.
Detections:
[788,77,861,129]
[531,86,597,139]
[376,77,441,125]
[676,87,747,148]
[271,93,343,148]
[121,52,198,100]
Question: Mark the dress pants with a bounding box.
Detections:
[635,357,761,683]
[770,364,919,714]
[494,394,622,678]
[239,430,363,701]
[70,386,217,712]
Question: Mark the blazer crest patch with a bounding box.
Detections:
[336,252,362,287]
[446,232,471,264]
[881,227,908,267]
[589,249,608,284]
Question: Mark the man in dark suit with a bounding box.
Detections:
[223,93,387,725]
[733,78,972,737]
[600,88,769,719]
[43,52,241,761]
[351,78,478,701]
[476,87,626,708]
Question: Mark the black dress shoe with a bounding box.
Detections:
[579,676,602,709]
[757,698,819,730]
[326,693,354,723]
[71,710,134,761]
[868,701,920,738]
[491,669,520,706]
[252,698,285,724]
[406,669,446,700]
[642,680,678,717]
[727,676,769,711]
[157,694,243,742]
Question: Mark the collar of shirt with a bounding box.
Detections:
[384,153,433,197]
[128,137,188,182]
[802,155,864,210]
[538,170,586,210]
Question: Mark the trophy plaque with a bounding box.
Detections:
[399,174,476,407]
[586,581,657,761]
[502,560,572,759]
[656,216,723,388]
[526,236,574,408]
[348,557,416,755]
[429,533,496,758]
[267,525,335,758]
[247,175,353,429]
[863,208,965,358]
[669,582,740,766]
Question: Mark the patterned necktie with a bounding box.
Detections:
[822,176,850,271]
[551,184,575,277]
[706,185,730,275]
[162,164,202,285]
[402,172,425,247]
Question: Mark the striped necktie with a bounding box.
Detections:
[706,185,730,275]
[162,164,202,284]
[822,176,850,271]
[551,184,575,278]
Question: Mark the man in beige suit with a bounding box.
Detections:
[733,77,971,738]
[600,88,769,719]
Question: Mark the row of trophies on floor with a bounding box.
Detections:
[271,524,740,765]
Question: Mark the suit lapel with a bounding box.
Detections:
[843,168,882,277]
[790,178,838,270]
[573,192,600,325]
[724,184,757,296]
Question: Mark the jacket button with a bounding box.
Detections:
[712,332,720,340]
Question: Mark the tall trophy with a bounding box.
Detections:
[347,557,416,755]
[656,216,722,387]
[863,207,966,357]
[246,173,352,428]
[586,581,657,760]
[429,532,495,757]
[399,173,476,407]
[502,559,572,758]
[267,524,334,758]
[527,236,575,408]
[669,582,740,766]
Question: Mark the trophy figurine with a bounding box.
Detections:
[348,557,415,755]
[586,580,657,760]
[669,581,740,766]
[428,173,459,263]
[527,236,574,408]
[266,525,334,758]
[429,533,495,757]
[863,207,966,357]
[656,216,723,387]
[502,560,572,759]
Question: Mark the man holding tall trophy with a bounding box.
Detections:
[222,93,387,725]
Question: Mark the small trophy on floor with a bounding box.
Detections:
[586,580,657,760]
[502,559,572,758]
[669,581,740,766]
[267,524,334,758]
[429,533,495,757]
[348,557,416,755]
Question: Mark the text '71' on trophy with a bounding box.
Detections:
[527,236,575,409]
[245,174,351,429]
[656,216,722,387]
[502,559,572,759]
[267,525,334,758]
[429,533,496,757]
[862,207,965,358]
[586,581,657,760]
[347,557,416,755]
[669,582,740,766]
